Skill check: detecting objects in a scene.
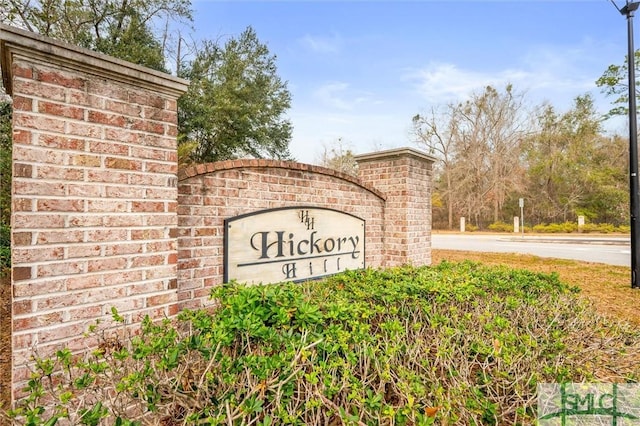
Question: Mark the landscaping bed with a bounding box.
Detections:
[6,260,640,425]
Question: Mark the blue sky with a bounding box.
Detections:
[190,0,631,163]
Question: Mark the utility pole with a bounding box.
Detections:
[613,0,640,288]
[620,1,640,288]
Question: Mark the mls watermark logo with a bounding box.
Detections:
[538,383,640,425]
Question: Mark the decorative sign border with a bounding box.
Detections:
[224,206,366,284]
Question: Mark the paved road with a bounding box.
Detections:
[431,233,631,266]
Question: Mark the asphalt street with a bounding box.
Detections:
[431,233,630,266]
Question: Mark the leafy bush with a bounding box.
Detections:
[530,222,630,234]
[580,223,609,233]
[0,224,9,272]
[532,222,578,233]
[6,263,640,425]
[487,221,513,232]
[617,224,631,233]
[464,223,478,232]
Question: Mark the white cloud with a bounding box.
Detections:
[403,62,522,104]
[289,38,627,165]
[312,81,376,111]
[404,42,612,111]
[299,33,343,54]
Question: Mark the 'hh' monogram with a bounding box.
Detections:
[299,209,315,230]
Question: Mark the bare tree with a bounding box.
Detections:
[316,138,359,176]
[414,85,530,229]
[455,85,530,224]
[412,108,459,229]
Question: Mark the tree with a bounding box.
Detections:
[1,0,192,72]
[93,10,167,71]
[2,4,295,162]
[525,95,627,224]
[458,85,530,225]
[316,138,358,176]
[415,85,530,229]
[178,27,293,162]
[596,50,640,118]
[412,108,459,229]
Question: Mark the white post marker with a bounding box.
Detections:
[519,198,524,237]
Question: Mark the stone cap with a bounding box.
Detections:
[354,147,436,164]
[0,24,189,97]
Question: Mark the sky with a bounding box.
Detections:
[189,0,631,164]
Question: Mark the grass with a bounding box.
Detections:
[432,249,637,326]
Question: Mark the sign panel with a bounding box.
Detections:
[224,207,365,284]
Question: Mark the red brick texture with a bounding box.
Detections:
[2,25,188,401]
[177,160,386,310]
[356,148,435,267]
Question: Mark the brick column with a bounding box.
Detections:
[1,24,188,400]
[355,148,435,267]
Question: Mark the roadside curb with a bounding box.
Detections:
[500,237,629,246]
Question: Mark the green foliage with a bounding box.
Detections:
[1,0,191,73]
[2,4,295,162]
[92,11,167,72]
[529,222,628,234]
[532,222,578,233]
[427,91,629,229]
[0,99,10,228]
[617,224,631,233]
[178,27,293,163]
[465,223,478,232]
[522,95,628,226]
[596,49,640,118]
[487,221,513,232]
[0,224,9,271]
[483,220,629,234]
[0,99,10,272]
[9,263,639,425]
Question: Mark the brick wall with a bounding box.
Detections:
[356,148,434,266]
[1,24,435,408]
[1,25,188,399]
[177,160,386,310]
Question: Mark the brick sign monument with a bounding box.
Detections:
[225,207,366,283]
[0,24,435,406]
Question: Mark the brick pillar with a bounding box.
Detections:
[0,24,188,401]
[355,147,435,267]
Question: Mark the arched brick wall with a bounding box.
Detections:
[177,159,386,310]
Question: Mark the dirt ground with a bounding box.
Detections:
[432,249,640,327]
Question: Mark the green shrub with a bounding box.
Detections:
[580,223,614,233]
[465,223,478,232]
[0,224,9,272]
[487,221,513,232]
[617,224,631,233]
[529,222,629,234]
[6,263,640,425]
[532,222,578,233]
